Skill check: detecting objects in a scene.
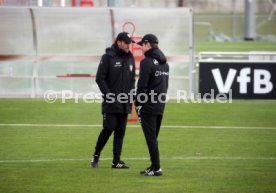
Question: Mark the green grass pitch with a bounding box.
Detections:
[0,99,276,193]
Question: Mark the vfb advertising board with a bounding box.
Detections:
[199,62,276,99]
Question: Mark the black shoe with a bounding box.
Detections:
[144,168,162,176]
[111,160,130,169]
[91,155,99,168]
[140,167,151,175]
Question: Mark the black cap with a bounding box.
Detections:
[116,32,135,44]
[137,34,159,46]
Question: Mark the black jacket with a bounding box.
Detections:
[96,44,136,114]
[136,48,169,115]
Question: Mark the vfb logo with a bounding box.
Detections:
[212,68,273,94]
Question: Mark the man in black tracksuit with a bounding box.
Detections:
[91,32,136,169]
[135,34,169,176]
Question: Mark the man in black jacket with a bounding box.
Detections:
[135,34,169,176]
[91,32,136,169]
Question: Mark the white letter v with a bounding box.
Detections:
[211,68,237,93]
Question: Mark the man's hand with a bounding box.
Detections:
[135,105,142,115]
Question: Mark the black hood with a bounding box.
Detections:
[144,48,167,64]
[105,44,132,57]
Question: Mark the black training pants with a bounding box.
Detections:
[94,113,128,163]
[139,113,163,170]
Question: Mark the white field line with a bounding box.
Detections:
[0,157,276,164]
[0,123,276,130]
